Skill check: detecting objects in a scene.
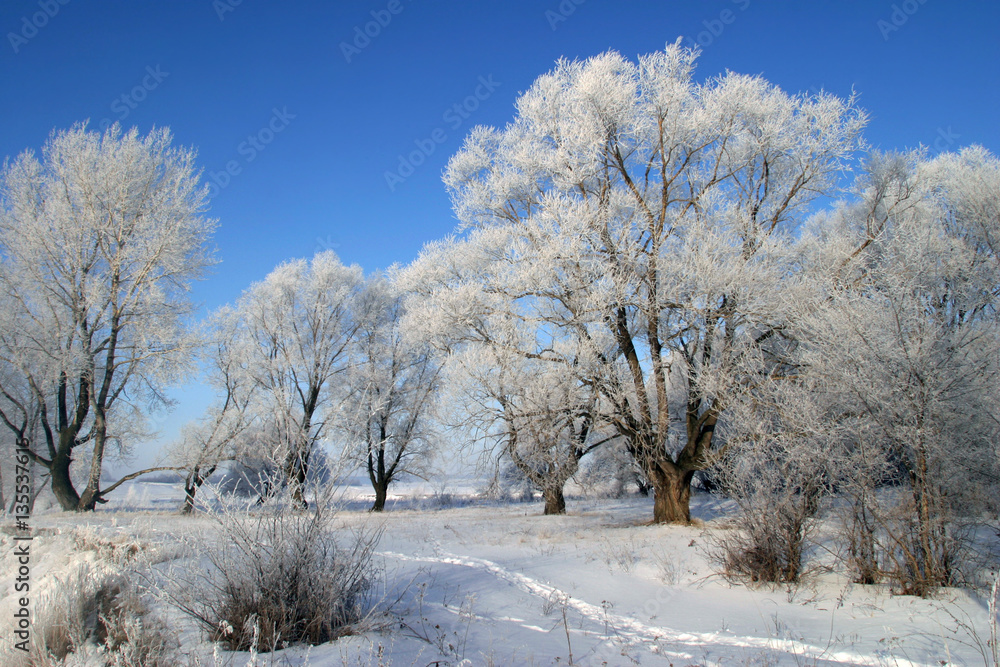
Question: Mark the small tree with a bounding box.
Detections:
[574,440,650,498]
[0,124,215,510]
[399,187,615,517]
[501,380,610,515]
[342,277,440,512]
[169,309,256,514]
[442,344,610,515]
[227,251,364,508]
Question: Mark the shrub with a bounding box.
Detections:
[168,491,383,652]
[710,431,828,585]
[713,493,817,585]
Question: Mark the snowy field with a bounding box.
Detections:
[2,481,996,666]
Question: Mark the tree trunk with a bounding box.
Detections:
[181,481,197,514]
[289,465,308,509]
[370,482,388,512]
[181,465,215,515]
[78,418,109,511]
[49,450,81,511]
[367,429,394,513]
[285,448,310,509]
[635,474,651,497]
[543,486,566,515]
[78,487,101,511]
[649,464,694,524]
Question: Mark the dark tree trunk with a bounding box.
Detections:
[542,486,566,515]
[77,415,110,511]
[370,482,388,512]
[635,474,651,497]
[285,448,310,509]
[78,486,102,511]
[181,480,198,514]
[367,426,395,513]
[181,465,215,514]
[49,450,81,511]
[649,463,695,524]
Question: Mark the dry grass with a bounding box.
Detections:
[5,560,172,667]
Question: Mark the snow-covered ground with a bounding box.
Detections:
[1,481,995,666]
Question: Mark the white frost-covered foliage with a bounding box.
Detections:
[397,215,613,514]
[791,147,1000,593]
[224,250,365,507]
[0,123,215,511]
[400,43,867,523]
[440,339,612,514]
[340,276,441,511]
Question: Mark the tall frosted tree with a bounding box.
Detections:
[0,124,215,510]
[418,43,866,523]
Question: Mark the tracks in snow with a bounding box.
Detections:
[379,550,938,667]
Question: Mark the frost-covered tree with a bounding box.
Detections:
[169,308,257,514]
[710,371,837,583]
[574,438,651,498]
[228,251,364,508]
[399,212,613,515]
[410,43,866,523]
[442,343,611,515]
[0,124,215,510]
[795,147,1000,593]
[340,277,441,512]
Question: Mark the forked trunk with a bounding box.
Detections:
[181,466,215,514]
[78,418,110,511]
[543,486,566,515]
[649,464,694,524]
[367,437,392,512]
[78,485,102,511]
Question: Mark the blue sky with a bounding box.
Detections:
[2,0,998,467]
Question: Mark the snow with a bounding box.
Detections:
[2,481,992,666]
